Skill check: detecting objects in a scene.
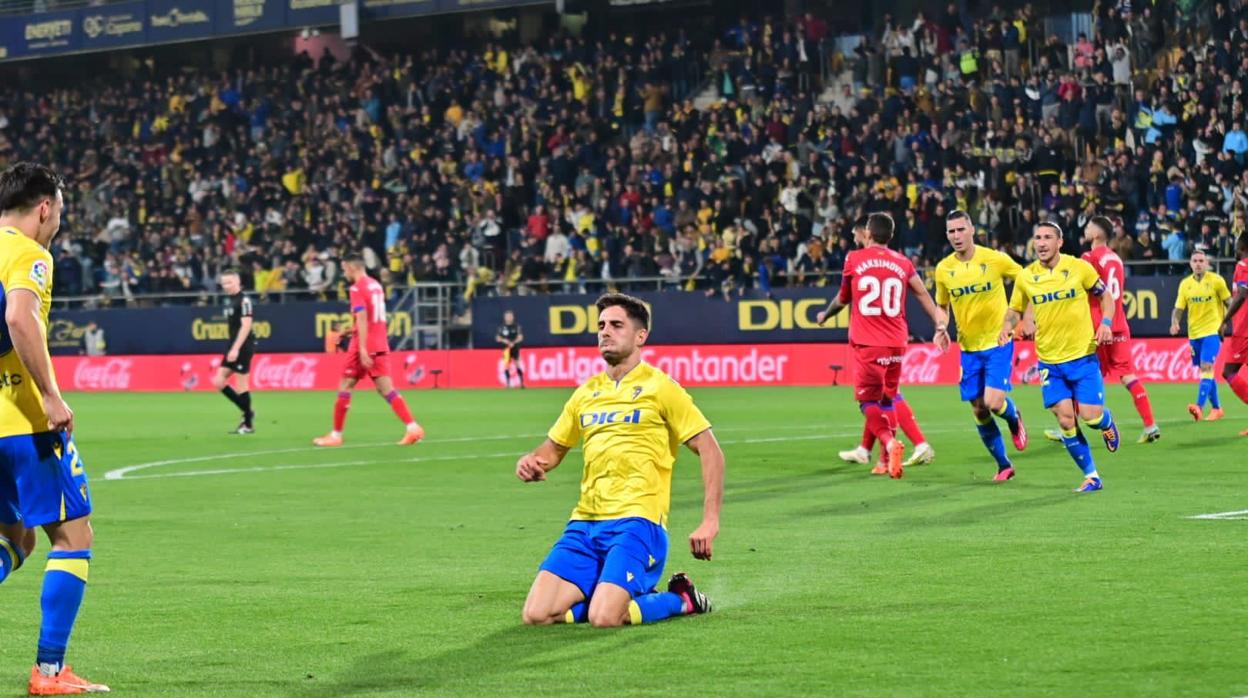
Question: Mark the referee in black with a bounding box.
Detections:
[213,269,256,433]
[496,310,525,388]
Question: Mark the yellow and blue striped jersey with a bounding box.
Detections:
[1009,254,1104,364]
[934,246,1023,352]
[0,226,55,438]
[548,362,711,526]
[1175,273,1231,339]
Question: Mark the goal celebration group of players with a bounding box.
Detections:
[4,159,1248,693]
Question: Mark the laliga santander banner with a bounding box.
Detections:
[52,338,1225,392]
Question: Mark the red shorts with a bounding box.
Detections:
[852,344,904,403]
[344,351,392,381]
[1225,335,1248,364]
[1096,333,1132,378]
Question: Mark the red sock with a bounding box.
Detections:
[385,390,415,425]
[895,399,926,444]
[1124,379,1155,428]
[862,403,896,447]
[333,391,351,432]
[859,421,876,451]
[1229,372,1248,405]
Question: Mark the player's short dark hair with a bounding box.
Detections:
[946,209,973,225]
[596,293,650,331]
[1087,215,1114,239]
[220,268,241,277]
[866,212,894,243]
[343,252,366,266]
[1035,221,1063,237]
[1237,233,1248,253]
[852,215,869,231]
[0,162,63,214]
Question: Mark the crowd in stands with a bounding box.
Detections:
[0,0,1239,305]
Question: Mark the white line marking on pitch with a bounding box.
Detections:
[1186,509,1248,520]
[102,422,1008,482]
[102,431,874,481]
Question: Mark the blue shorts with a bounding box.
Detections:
[0,431,93,527]
[539,517,668,600]
[1038,355,1106,409]
[959,342,1014,402]
[1190,335,1221,366]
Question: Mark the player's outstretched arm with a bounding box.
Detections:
[684,428,724,561]
[516,438,570,482]
[5,289,72,433]
[1222,286,1247,336]
[908,275,950,350]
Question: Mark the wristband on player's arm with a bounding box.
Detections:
[1101,317,1113,327]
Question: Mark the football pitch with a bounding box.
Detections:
[1,385,1245,697]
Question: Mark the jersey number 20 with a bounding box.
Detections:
[857,276,903,317]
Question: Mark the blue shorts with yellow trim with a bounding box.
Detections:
[539,517,667,600]
[959,341,1014,402]
[0,431,93,527]
[1038,355,1106,409]
[1189,335,1221,366]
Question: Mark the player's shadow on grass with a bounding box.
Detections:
[301,623,657,695]
[886,491,1075,531]
[781,482,982,519]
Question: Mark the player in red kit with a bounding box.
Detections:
[1218,234,1248,435]
[835,217,937,469]
[817,213,950,478]
[313,254,425,447]
[1044,216,1160,443]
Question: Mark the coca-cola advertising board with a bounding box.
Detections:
[51,338,1227,392]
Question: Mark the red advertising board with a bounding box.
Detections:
[51,338,1222,392]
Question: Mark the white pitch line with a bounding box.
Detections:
[1186,509,1248,520]
[103,431,878,482]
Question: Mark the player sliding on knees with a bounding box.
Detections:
[517,293,723,627]
[934,210,1029,482]
[1002,221,1120,493]
[313,254,424,447]
[817,213,950,479]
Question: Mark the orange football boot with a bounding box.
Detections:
[397,424,425,446]
[1187,404,1203,421]
[886,440,905,479]
[1205,408,1225,421]
[29,665,109,694]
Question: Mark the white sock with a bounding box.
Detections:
[330,430,342,439]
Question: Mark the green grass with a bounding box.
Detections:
[1,384,1246,697]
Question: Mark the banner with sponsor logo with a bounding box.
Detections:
[48,337,1232,392]
[48,301,414,356]
[0,0,550,62]
[472,276,1187,348]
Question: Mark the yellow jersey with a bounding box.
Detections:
[548,362,711,526]
[1175,273,1231,339]
[934,246,1023,352]
[1009,254,1104,364]
[0,226,55,438]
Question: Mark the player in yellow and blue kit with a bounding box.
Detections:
[935,211,1029,482]
[1002,222,1120,493]
[1170,249,1232,421]
[517,293,724,627]
[0,163,109,694]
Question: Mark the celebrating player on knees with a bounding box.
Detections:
[313,254,424,447]
[517,293,724,628]
[934,210,1028,482]
[1002,221,1119,493]
[817,212,949,480]
[0,162,109,695]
